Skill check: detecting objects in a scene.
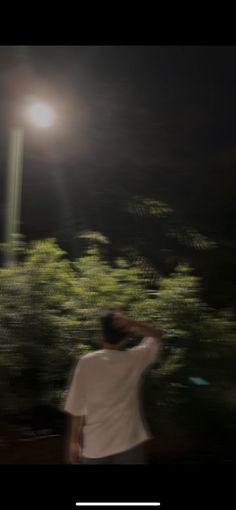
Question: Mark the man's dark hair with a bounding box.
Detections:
[101,311,127,345]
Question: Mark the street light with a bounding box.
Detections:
[27,102,56,128]
[4,101,56,267]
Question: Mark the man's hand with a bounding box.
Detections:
[66,415,84,464]
[66,441,82,464]
[114,314,164,341]
[113,313,134,331]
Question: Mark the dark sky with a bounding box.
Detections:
[0,45,236,245]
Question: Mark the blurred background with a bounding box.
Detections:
[0,45,236,463]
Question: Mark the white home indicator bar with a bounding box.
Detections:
[76,504,161,507]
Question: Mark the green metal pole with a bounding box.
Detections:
[4,128,24,267]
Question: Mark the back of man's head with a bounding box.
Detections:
[101,311,127,346]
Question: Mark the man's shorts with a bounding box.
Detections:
[82,441,148,464]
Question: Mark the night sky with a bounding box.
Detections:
[0,46,236,284]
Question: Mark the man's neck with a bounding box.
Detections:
[103,342,119,350]
[103,338,130,351]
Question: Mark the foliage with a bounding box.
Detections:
[0,234,236,460]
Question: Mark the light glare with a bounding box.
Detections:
[27,102,56,128]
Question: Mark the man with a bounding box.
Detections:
[64,312,164,464]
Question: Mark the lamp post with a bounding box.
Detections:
[4,101,56,267]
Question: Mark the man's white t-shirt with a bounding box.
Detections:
[64,337,160,458]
